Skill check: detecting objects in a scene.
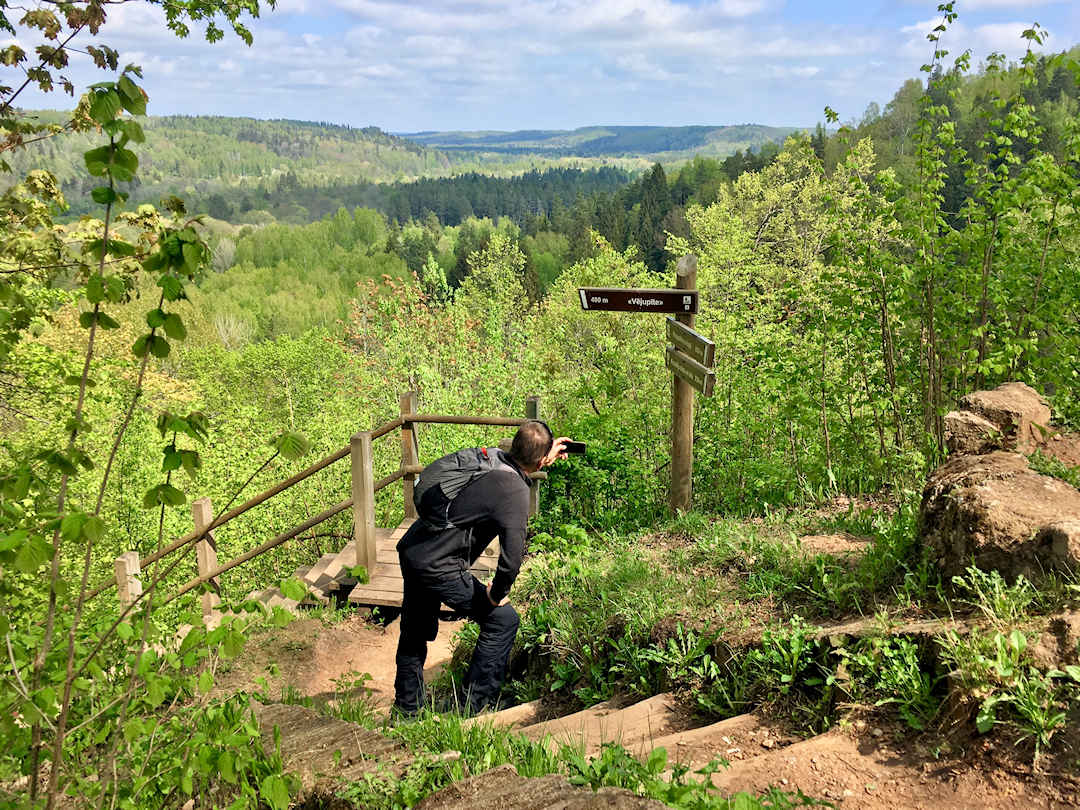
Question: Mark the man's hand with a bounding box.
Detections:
[486,582,510,607]
[540,437,571,469]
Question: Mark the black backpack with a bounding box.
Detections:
[413,447,511,530]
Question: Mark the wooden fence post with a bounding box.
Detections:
[400,391,419,520]
[192,497,220,620]
[670,255,698,514]
[526,395,542,517]
[351,431,377,572]
[114,551,142,609]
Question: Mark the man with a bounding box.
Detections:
[392,420,568,717]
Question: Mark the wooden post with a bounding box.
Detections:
[351,431,377,572]
[670,255,697,514]
[526,395,542,517]
[114,551,142,609]
[400,391,419,520]
[192,497,220,619]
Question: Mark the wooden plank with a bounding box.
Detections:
[192,497,220,619]
[665,347,715,397]
[400,391,419,520]
[351,431,376,571]
[666,317,715,368]
[578,287,698,314]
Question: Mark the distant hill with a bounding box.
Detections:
[402,125,799,159]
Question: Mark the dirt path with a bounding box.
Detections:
[217,612,458,705]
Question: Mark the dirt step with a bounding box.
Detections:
[412,763,666,810]
[254,701,414,790]
[645,712,799,769]
[460,699,543,731]
[520,693,683,757]
[702,728,1068,809]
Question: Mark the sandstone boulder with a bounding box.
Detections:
[957,381,1051,452]
[944,410,1001,455]
[920,451,1080,580]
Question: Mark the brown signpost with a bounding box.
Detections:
[665,346,716,397]
[577,254,714,515]
[666,317,715,368]
[578,287,698,314]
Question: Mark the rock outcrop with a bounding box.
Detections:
[945,381,1051,455]
[921,450,1080,579]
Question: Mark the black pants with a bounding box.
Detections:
[393,561,520,715]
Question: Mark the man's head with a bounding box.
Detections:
[509,419,553,472]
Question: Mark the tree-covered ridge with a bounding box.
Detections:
[403,124,798,158]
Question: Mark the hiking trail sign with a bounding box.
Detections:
[578,287,699,314]
[577,254,715,513]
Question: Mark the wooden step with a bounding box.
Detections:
[254,702,415,791]
[644,712,797,769]
[303,552,338,586]
[461,699,543,731]
[520,694,682,757]
[411,763,664,810]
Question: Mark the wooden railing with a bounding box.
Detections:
[97,393,545,619]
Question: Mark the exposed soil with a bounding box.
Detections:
[1043,431,1080,468]
[216,610,460,706]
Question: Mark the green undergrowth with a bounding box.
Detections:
[285,699,823,810]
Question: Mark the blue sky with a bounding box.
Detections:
[10,1,1080,131]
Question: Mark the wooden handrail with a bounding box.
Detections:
[84,443,351,602]
[110,401,547,611]
[371,417,404,440]
[406,414,528,427]
[163,497,354,605]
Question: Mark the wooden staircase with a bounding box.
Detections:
[244,518,500,612]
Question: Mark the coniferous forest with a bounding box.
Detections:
[3,3,1080,809]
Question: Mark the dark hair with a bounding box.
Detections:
[510,420,553,469]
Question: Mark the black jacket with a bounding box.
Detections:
[397,449,531,603]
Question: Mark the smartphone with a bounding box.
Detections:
[564,440,587,455]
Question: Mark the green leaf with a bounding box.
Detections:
[1065,665,1080,683]
[120,119,145,143]
[222,629,244,660]
[218,750,236,783]
[91,186,119,205]
[281,577,307,602]
[97,312,120,330]
[197,669,213,694]
[646,747,667,774]
[117,75,146,115]
[180,449,201,478]
[143,483,186,509]
[271,431,311,461]
[84,146,110,177]
[260,774,290,810]
[157,274,184,301]
[90,88,123,124]
[14,535,53,574]
[181,242,202,273]
[60,512,87,542]
[123,718,143,743]
[87,275,106,305]
[163,313,186,340]
[111,148,138,182]
[162,451,182,473]
[116,621,134,641]
[146,308,166,328]
[347,565,369,584]
[83,516,106,543]
[132,334,150,358]
[149,335,171,359]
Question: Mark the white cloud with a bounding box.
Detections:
[3,0,1076,131]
